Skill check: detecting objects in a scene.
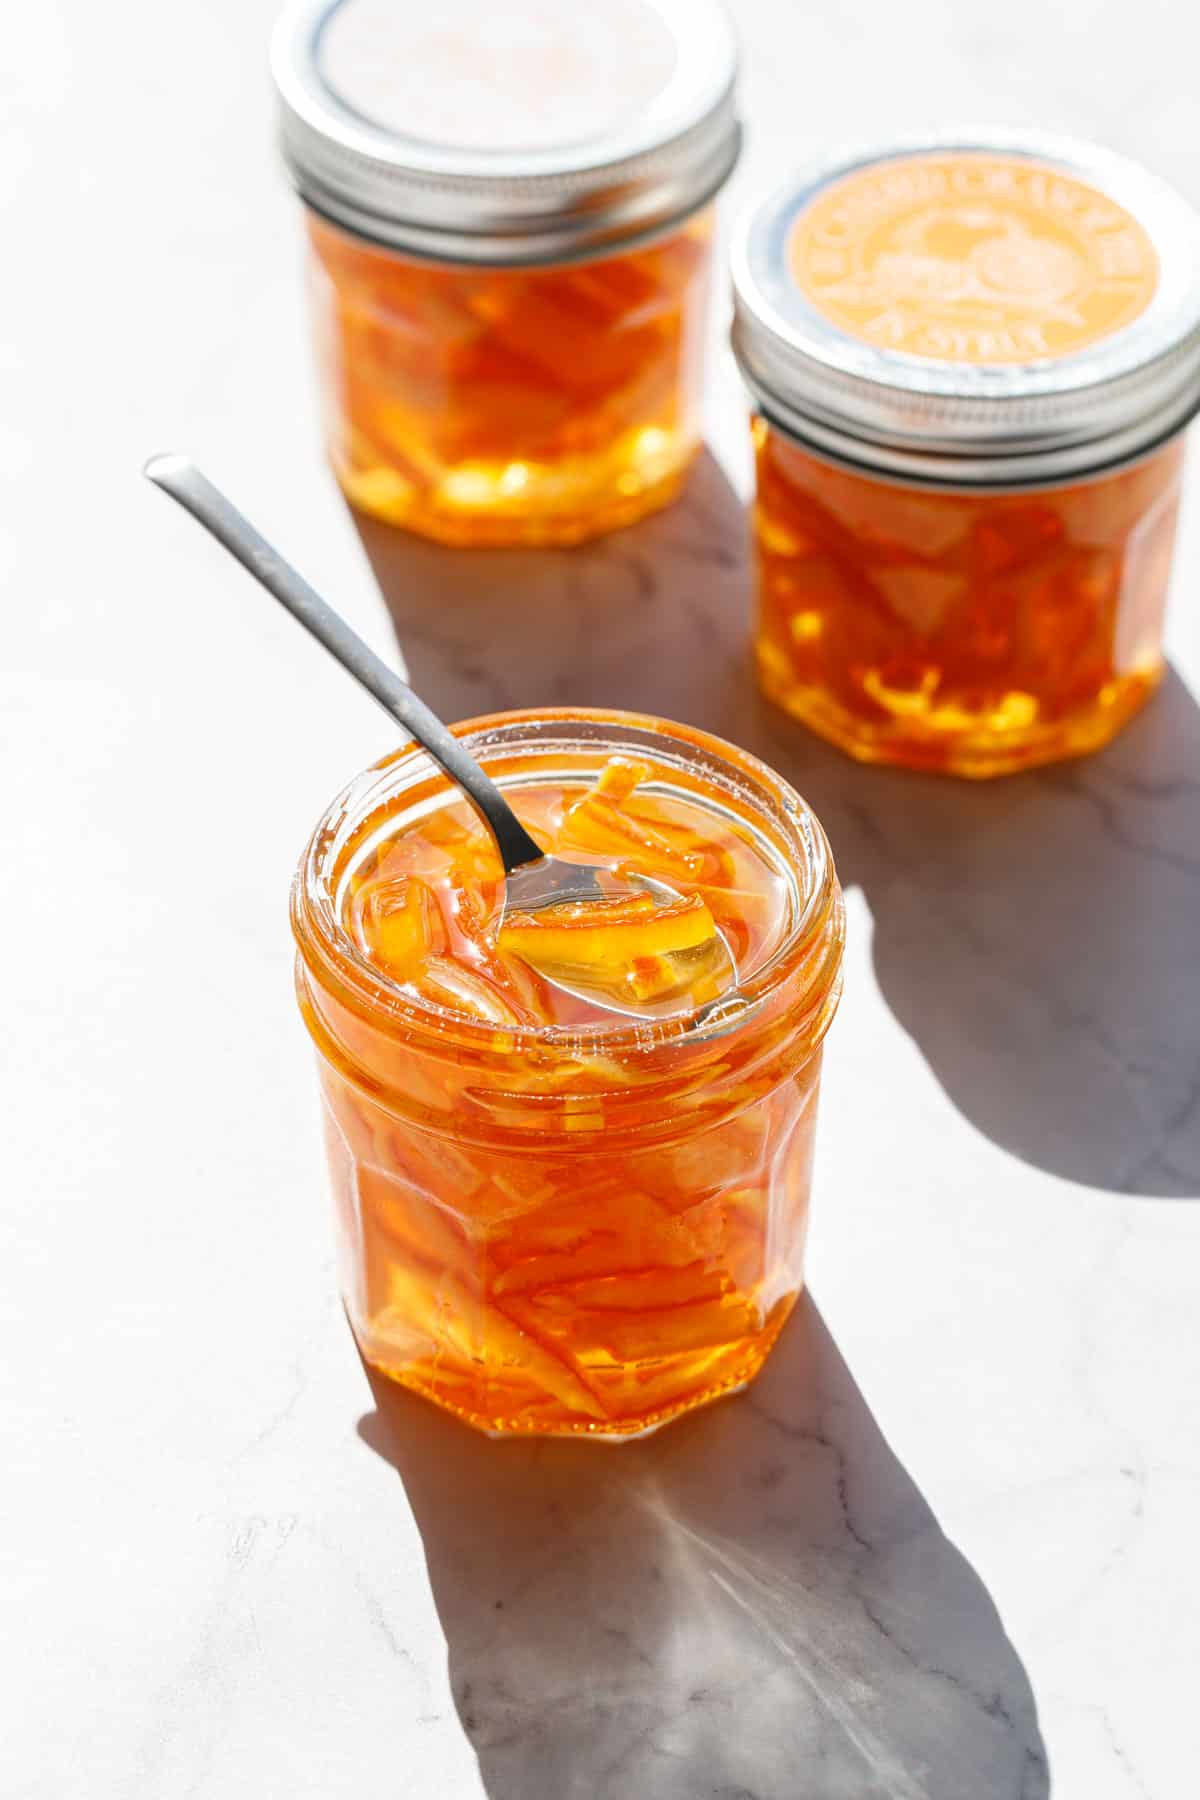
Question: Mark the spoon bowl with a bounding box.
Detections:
[500,858,736,1019]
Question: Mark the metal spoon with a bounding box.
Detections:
[143,455,735,1017]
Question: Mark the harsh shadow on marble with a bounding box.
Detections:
[359,1298,1048,1800]
[352,453,1200,1198]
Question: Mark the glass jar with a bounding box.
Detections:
[272,0,740,546]
[732,133,1200,776]
[291,710,845,1438]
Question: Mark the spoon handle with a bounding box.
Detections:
[144,455,544,875]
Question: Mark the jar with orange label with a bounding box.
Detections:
[272,0,740,546]
[732,134,1200,776]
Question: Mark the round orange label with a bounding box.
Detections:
[787,152,1159,364]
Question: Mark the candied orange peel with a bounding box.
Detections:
[753,421,1185,775]
[498,890,717,970]
[306,212,714,546]
[350,873,439,977]
[346,753,761,1026]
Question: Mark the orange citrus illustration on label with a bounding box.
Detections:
[788,153,1159,363]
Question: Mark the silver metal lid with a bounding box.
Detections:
[272,0,740,265]
[732,130,1200,486]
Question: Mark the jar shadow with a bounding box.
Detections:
[357,1296,1048,1800]
[350,449,1200,1199]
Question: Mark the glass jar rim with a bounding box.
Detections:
[291,707,843,1060]
[302,190,718,274]
[752,397,1191,496]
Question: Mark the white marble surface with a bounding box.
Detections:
[4,3,1199,1796]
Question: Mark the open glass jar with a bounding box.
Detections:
[733,133,1200,776]
[291,710,844,1438]
[272,0,740,546]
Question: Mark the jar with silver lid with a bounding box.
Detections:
[732,132,1200,776]
[273,0,740,546]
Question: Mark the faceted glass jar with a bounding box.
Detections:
[291,710,844,1438]
[753,423,1187,777]
[305,210,715,546]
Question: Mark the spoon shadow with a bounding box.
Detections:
[351,448,1200,1197]
[358,1296,1049,1799]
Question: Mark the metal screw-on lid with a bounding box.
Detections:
[732,130,1200,486]
[272,0,740,265]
